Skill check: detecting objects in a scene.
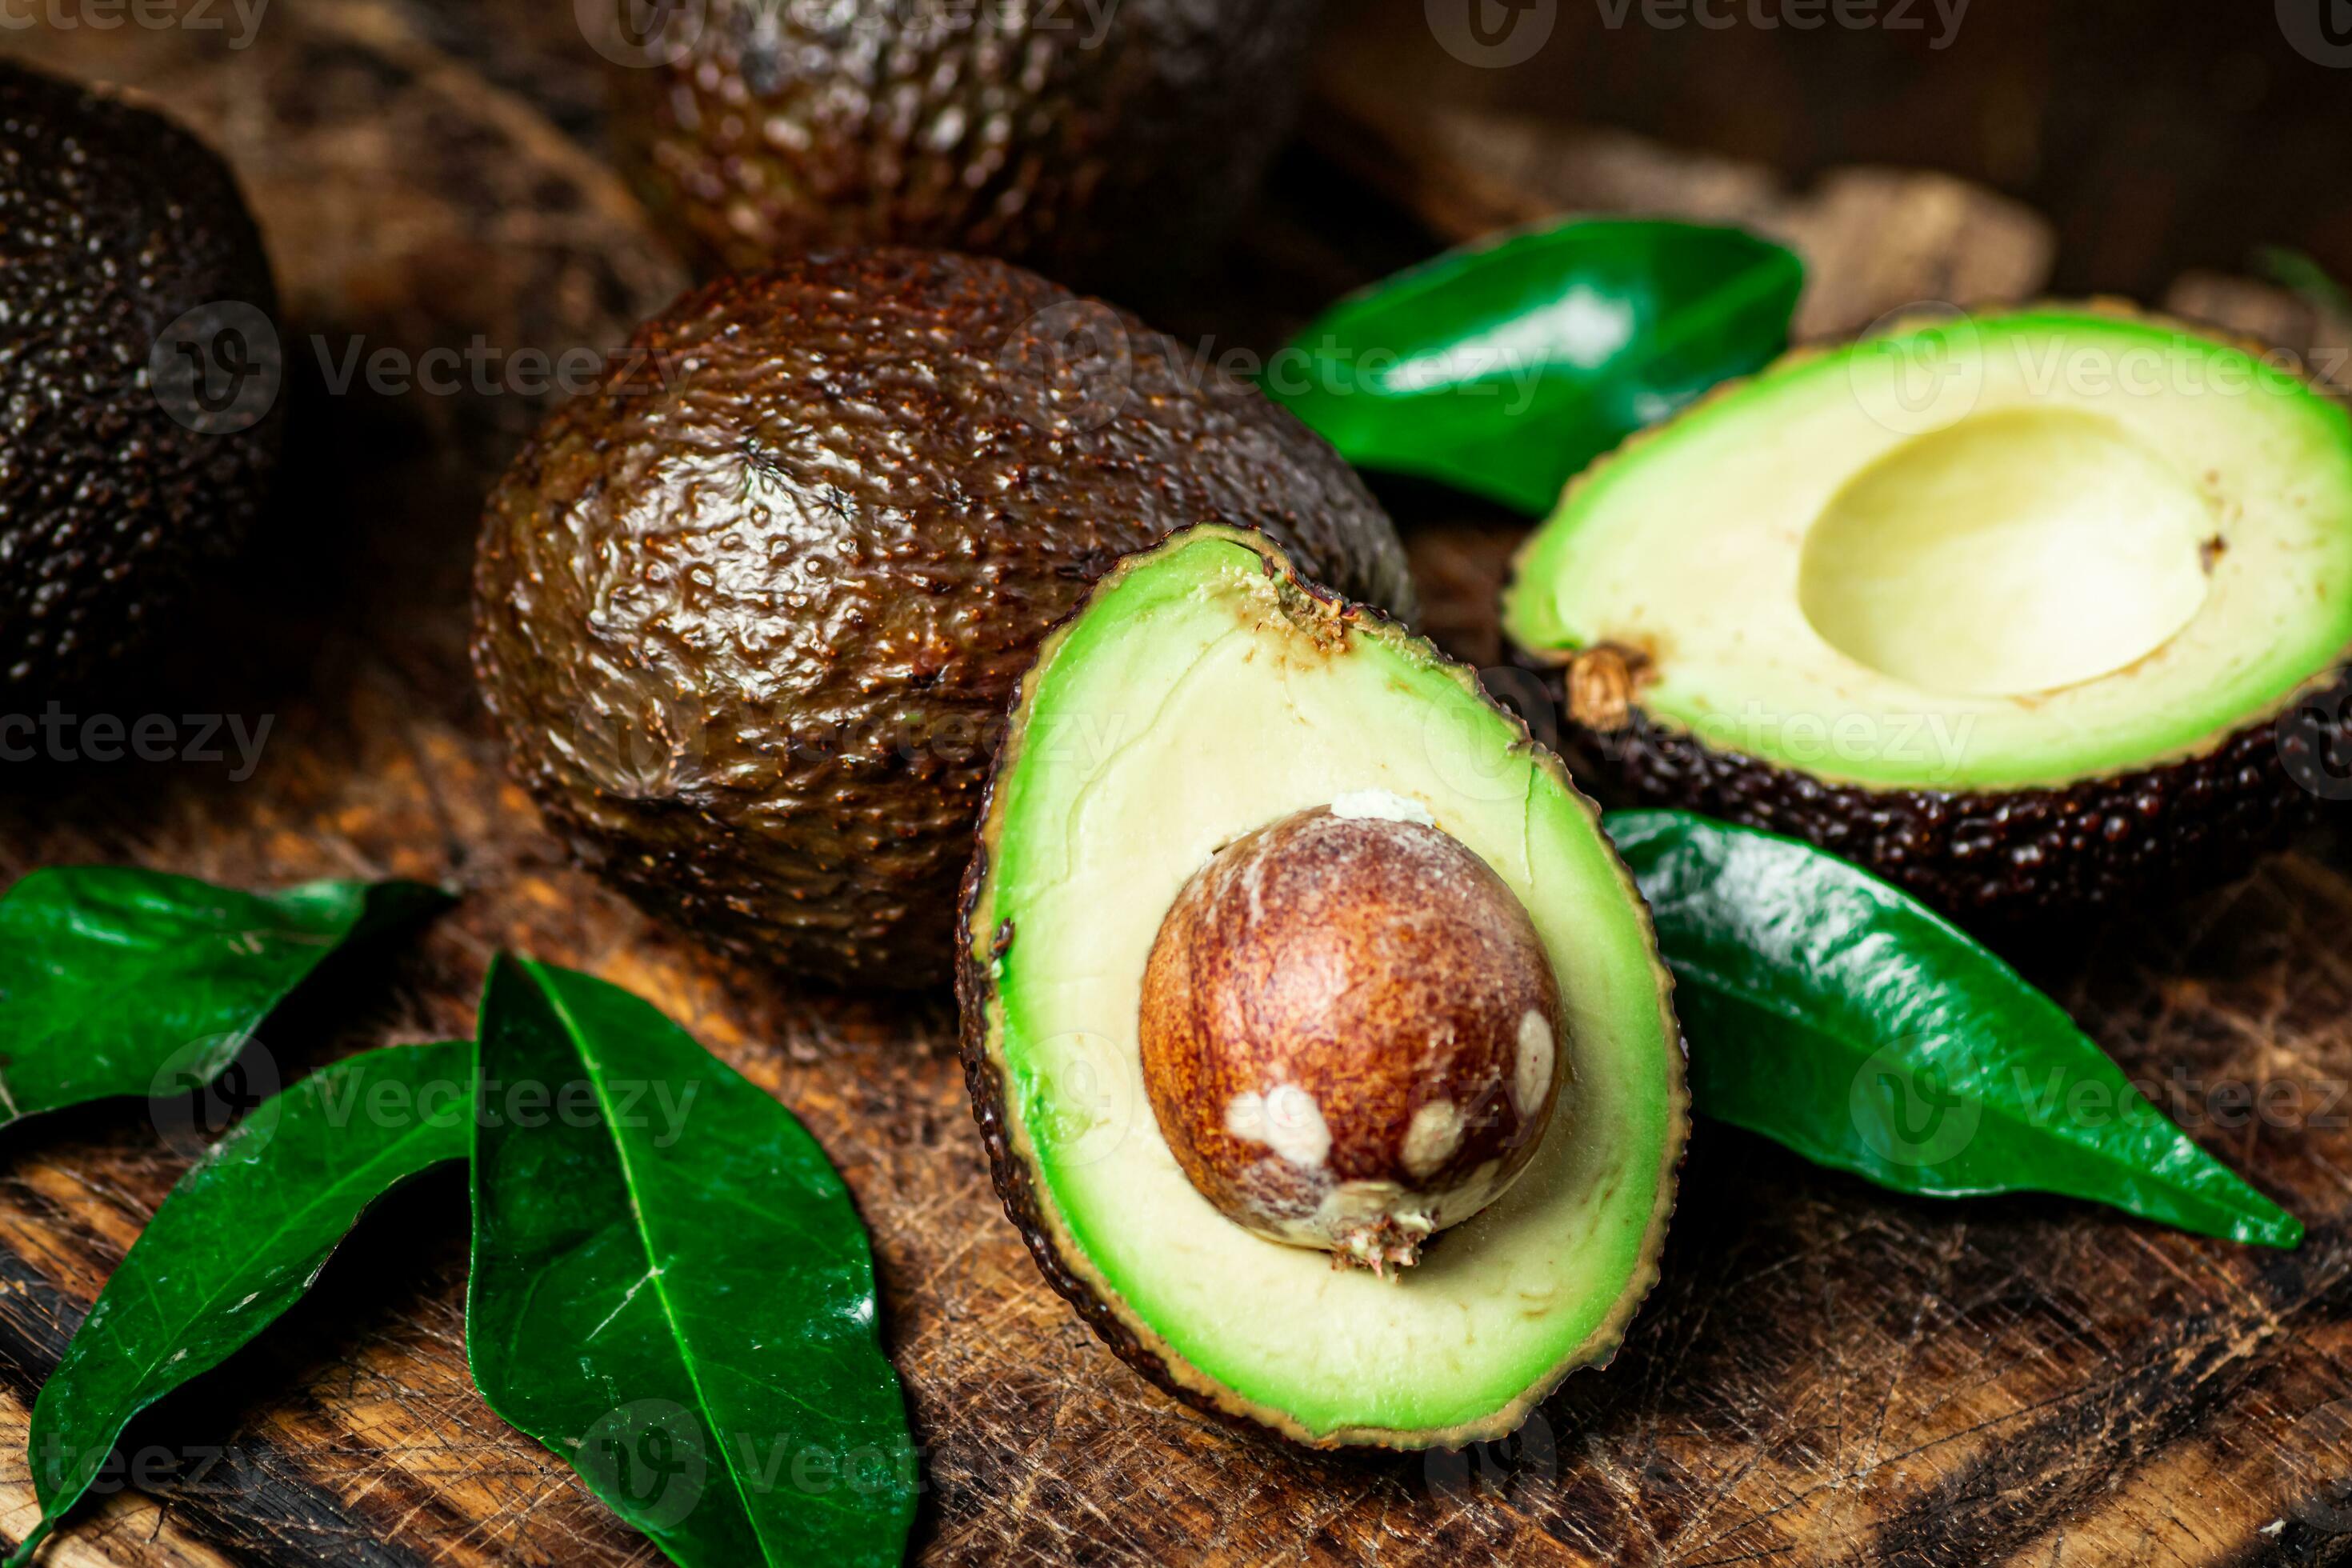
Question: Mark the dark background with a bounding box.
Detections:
[1323,0,2351,301]
[1,4,2348,1564]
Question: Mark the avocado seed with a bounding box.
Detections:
[1138,795,1566,1274]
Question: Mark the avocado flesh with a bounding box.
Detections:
[1506,308,2352,790]
[962,527,1685,1447]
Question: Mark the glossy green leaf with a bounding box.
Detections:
[13,1040,471,1566]
[1268,218,1803,513]
[468,957,914,1568]
[0,868,450,1126]
[1605,810,2302,1248]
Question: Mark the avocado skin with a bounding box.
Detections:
[1554,662,2352,921]
[473,250,1413,989]
[0,62,282,694]
[607,0,1322,290]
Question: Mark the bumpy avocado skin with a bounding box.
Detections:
[606,0,1322,290]
[1556,663,2352,922]
[0,62,282,693]
[473,250,1413,989]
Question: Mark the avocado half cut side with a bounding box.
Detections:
[1502,305,2352,918]
[958,526,1686,1450]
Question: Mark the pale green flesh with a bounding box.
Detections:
[1506,310,2352,789]
[981,533,1679,1439]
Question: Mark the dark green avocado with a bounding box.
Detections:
[0,61,282,694]
[472,249,1414,989]
[1502,305,2352,920]
[605,0,1323,291]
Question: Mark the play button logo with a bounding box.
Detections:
[2279,0,2352,65]
[1426,0,1558,67]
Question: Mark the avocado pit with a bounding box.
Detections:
[1138,797,1566,1276]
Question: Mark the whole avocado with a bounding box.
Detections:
[473,249,1414,988]
[0,61,282,694]
[605,0,1323,290]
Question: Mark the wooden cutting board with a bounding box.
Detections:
[3,6,2350,1565]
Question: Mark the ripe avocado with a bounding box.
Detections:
[958,526,1685,1449]
[0,61,282,694]
[473,250,1413,989]
[1502,306,2352,919]
[605,0,1323,290]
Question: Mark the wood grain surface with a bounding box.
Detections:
[3,5,2351,1565]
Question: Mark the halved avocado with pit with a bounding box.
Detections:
[1503,305,2352,918]
[957,526,1686,1450]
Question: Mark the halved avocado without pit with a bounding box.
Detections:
[958,526,1686,1449]
[1504,305,2352,918]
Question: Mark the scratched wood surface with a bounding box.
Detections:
[2,6,2350,1566]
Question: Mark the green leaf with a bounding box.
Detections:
[0,868,450,1126]
[14,1041,472,1566]
[1267,218,1803,514]
[1605,810,2302,1249]
[468,957,915,1568]
[2255,245,2352,317]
